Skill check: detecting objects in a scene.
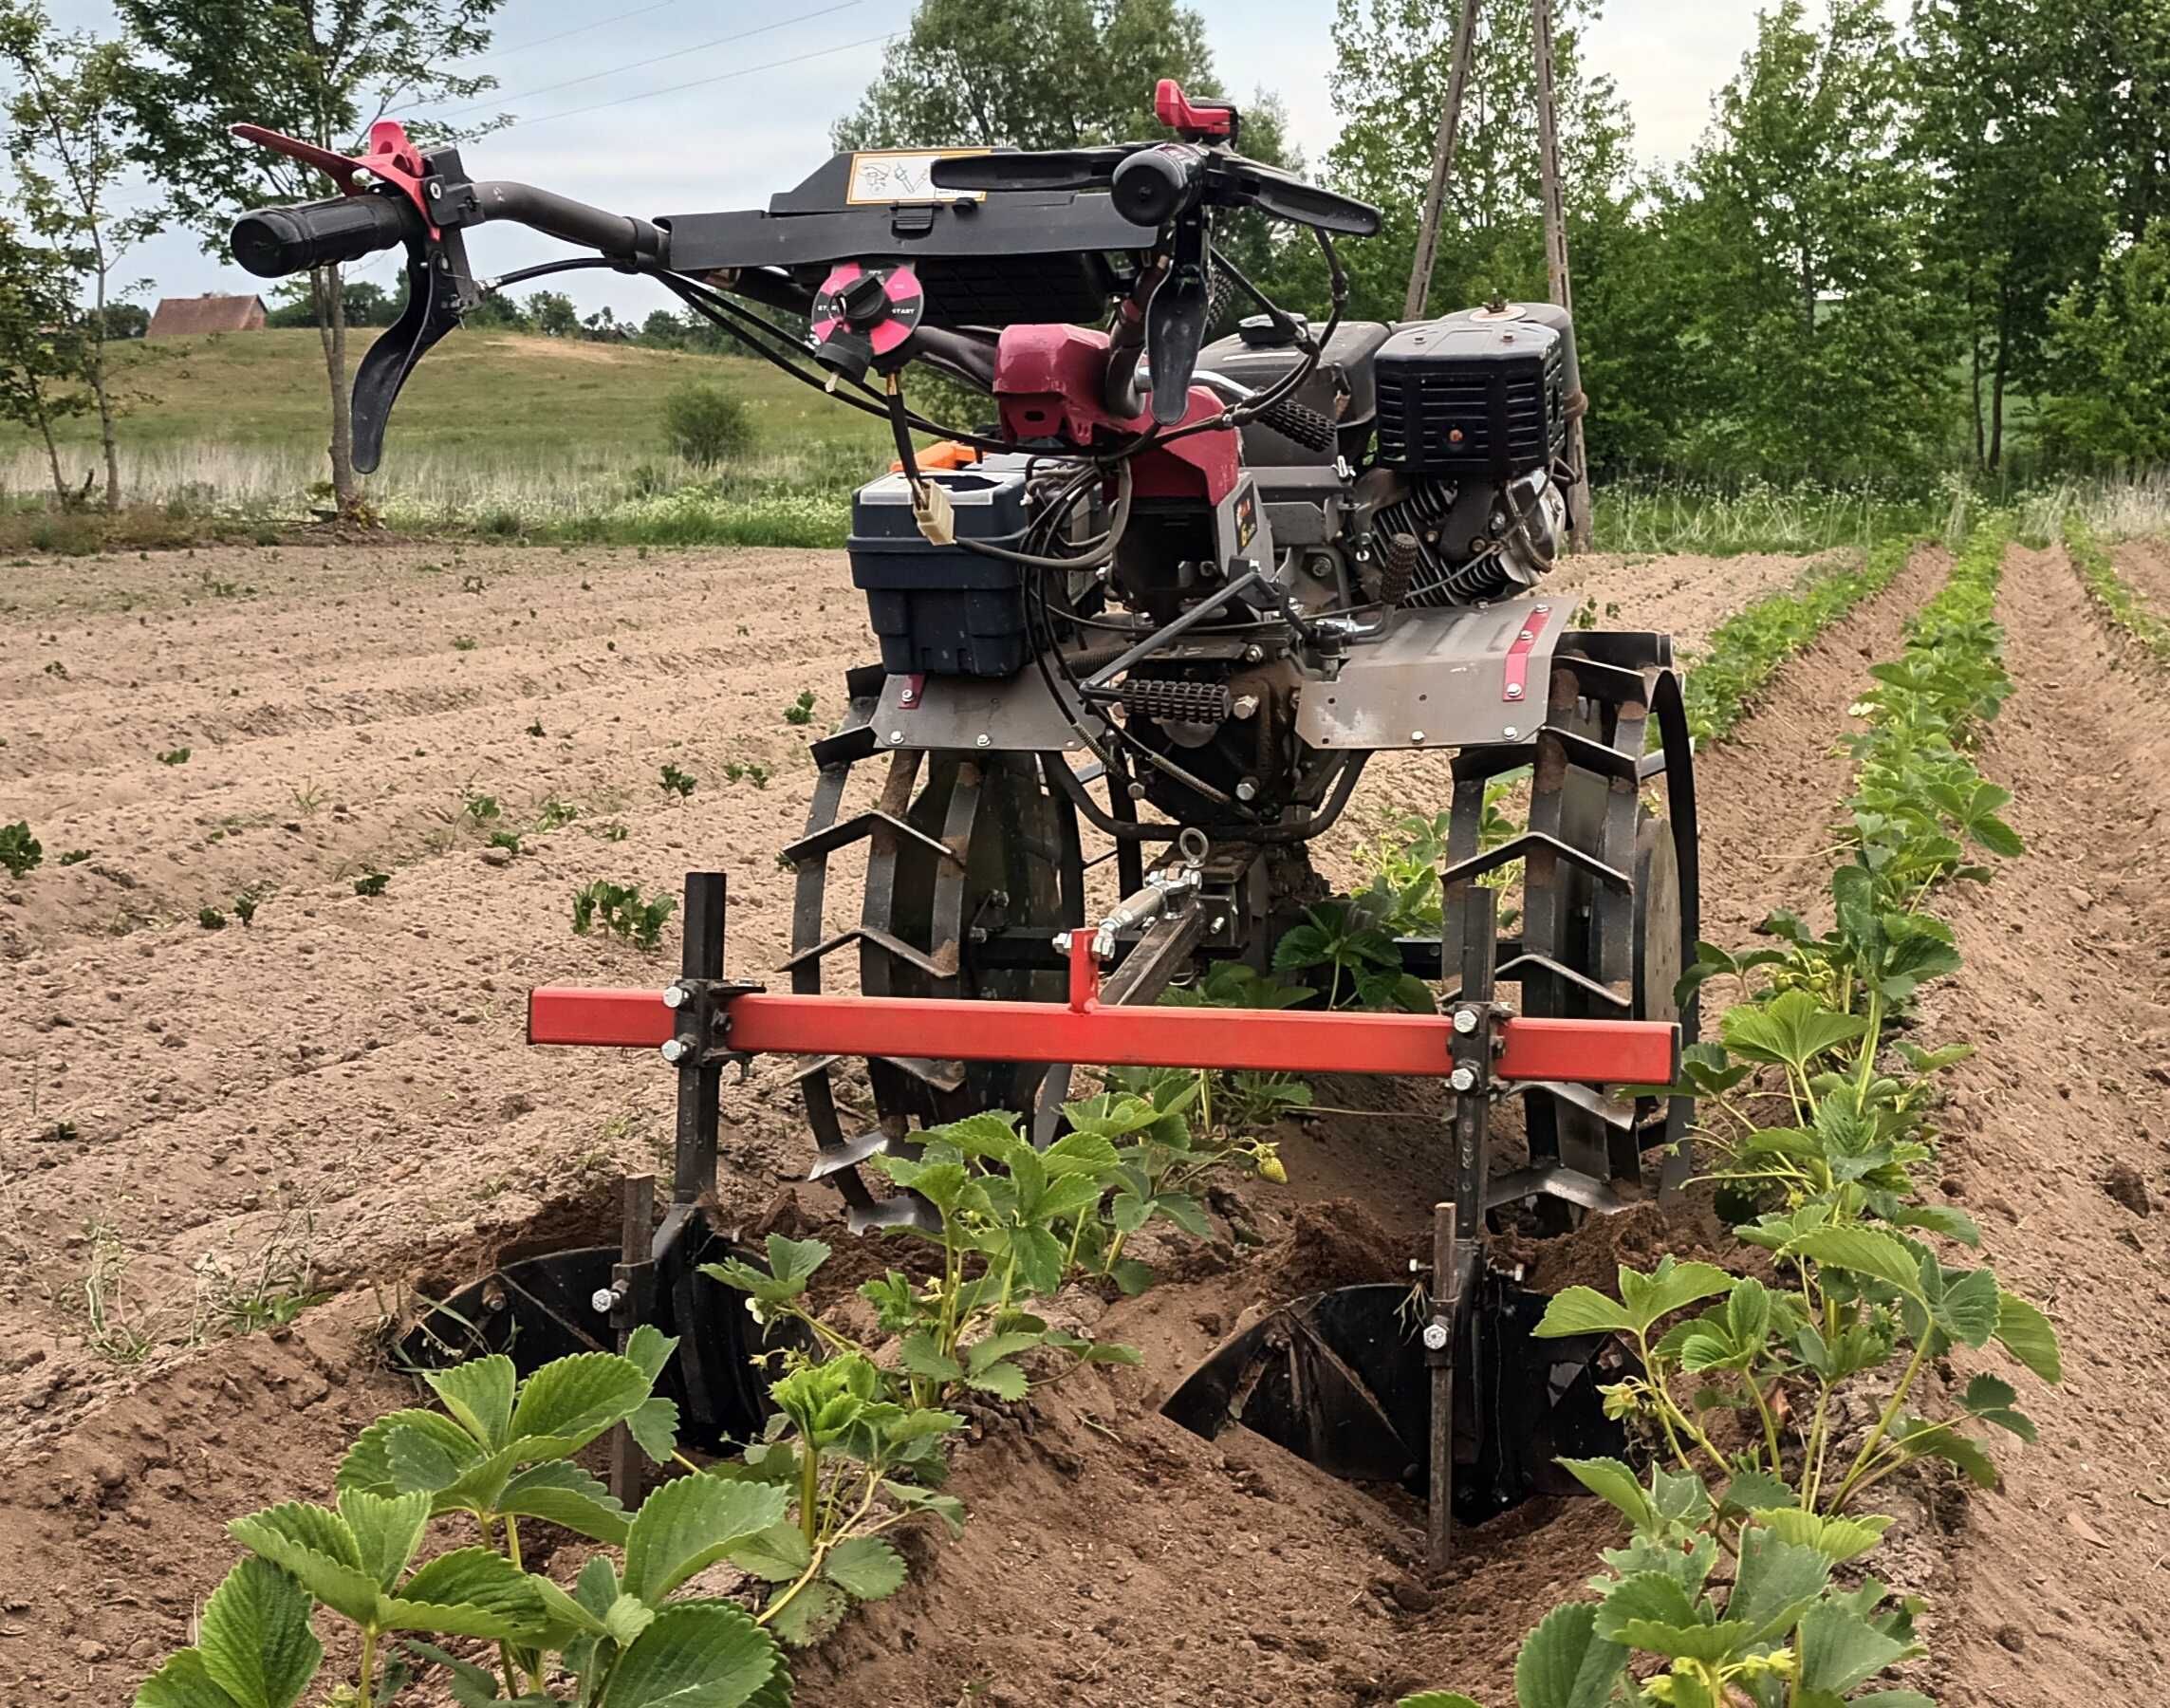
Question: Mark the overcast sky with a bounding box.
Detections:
[45,0,1783,318]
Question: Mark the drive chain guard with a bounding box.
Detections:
[1161,1272,1627,1524]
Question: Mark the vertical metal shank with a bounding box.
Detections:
[675,871,727,1206]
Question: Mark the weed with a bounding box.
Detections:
[451,634,478,652]
[198,906,227,930]
[353,871,390,897]
[192,1212,326,1338]
[57,848,90,865]
[48,1119,79,1142]
[535,796,581,829]
[82,1224,156,1365]
[596,819,630,843]
[525,717,546,737]
[784,689,816,725]
[291,781,325,816]
[157,746,192,766]
[659,762,696,797]
[460,788,502,823]
[489,828,523,855]
[0,821,42,878]
[571,879,677,950]
[748,762,770,788]
[234,889,260,925]
[459,571,485,593]
[43,659,66,678]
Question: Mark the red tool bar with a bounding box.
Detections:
[528,985,1678,1086]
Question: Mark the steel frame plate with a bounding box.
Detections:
[1293,600,1563,751]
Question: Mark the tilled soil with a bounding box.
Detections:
[0,533,2078,1707]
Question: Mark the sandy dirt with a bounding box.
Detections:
[0,532,2106,1706]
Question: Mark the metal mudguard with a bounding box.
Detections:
[1294,598,1565,752]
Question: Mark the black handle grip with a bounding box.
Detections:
[1111,144,1206,228]
[231,192,422,278]
[929,148,1125,194]
[1255,396,1339,454]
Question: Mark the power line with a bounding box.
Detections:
[468,0,688,64]
[434,0,867,123]
[464,28,899,139]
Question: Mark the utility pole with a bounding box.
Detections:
[1530,0,1591,550]
[1401,0,1483,322]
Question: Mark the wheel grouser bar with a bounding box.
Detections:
[529,923,1679,1087]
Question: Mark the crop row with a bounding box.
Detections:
[1403,520,2061,1707]
[2064,515,2170,664]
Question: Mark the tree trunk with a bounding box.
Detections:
[33,392,67,504]
[1969,326,1985,470]
[313,262,361,514]
[89,253,119,512]
[1989,282,2012,473]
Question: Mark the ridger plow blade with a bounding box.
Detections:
[514,870,1677,1556]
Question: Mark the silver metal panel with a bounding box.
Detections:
[871,665,1108,753]
[1292,600,1561,751]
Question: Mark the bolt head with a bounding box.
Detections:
[1449,1066,1477,1092]
[889,730,905,744]
[1234,779,1258,802]
[427,180,442,199]
[1410,730,1426,745]
[1421,1322,1451,1351]
[590,1288,616,1314]
[975,733,992,748]
[1242,644,1265,663]
[660,1038,689,1065]
[1453,1006,1480,1034]
[1505,682,1525,699]
[662,984,689,1010]
[1503,725,1519,739]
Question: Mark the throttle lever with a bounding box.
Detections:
[1144,212,1212,425]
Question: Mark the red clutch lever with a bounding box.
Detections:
[1154,79,1236,142]
[230,118,438,238]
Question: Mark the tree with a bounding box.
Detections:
[265,273,402,328]
[1912,0,2111,470]
[837,0,1218,151]
[0,1,150,511]
[100,300,146,338]
[2039,232,2170,465]
[0,214,89,502]
[1663,0,1958,481]
[1320,0,1636,321]
[111,0,505,513]
[528,290,580,337]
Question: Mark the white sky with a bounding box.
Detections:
[40,0,1782,317]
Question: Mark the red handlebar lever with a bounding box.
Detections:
[1154,79,1235,141]
[232,119,438,236]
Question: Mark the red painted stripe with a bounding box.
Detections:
[1502,602,1553,703]
[526,986,1677,1086]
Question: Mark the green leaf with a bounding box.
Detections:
[1108,1257,1155,1295]
[1592,1572,1698,1642]
[1534,1288,1638,1339]
[1752,1507,1892,1565]
[1399,1697,1486,1708]
[337,1489,434,1592]
[881,1479,969,1537]
[624,1324,679,1383]
[506,1351,652,1452]
[1556,1457,1653,1531]
[1042,1129,1122,1177]
[763,1234,831,1290]
[1796,1602,1913,1695]
[1960,1373,2037,1442]
[766,1578,848,1648]
[1512,1602,1626,1708]
[1786,1227,1926,1297]
[525,1571,610,1639]
[605,1592,658,1647]
[1995,1290,2062,1383]
[1901,1423,2000,1489]
[627,1396,681,1466]
[608,1602,783,1707]
[730,1520,812,1584]
[900,1331,964,1383]
[337,1409,479,1496]
[1616,1258,1736,1334]
[382,1547,550,1641]
[1009,1224,1067,1296]
[1921,1262,2000,1347]
[1612,1618,1750,1664]
[403,1640,511,1707]
[621,1473,792,1605]
[1893,1203,1981,1246]
[1153,1190,1213,1238]
[1729,1526,1832,1642]
[195,1557,323,1708]
[497,1461,631,1545]
[965,1331,1044,1376]
[424,1355,517,1451]
[228,1506,379,1624]
[1722,988,1868,1073]
[965,1360,1029,1402]
[825,1535,908,1602]
[136,1651,243,1708]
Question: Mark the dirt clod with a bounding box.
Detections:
[2103,1162,2154,1217]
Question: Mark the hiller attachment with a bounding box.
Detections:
[517,870,1673,1561]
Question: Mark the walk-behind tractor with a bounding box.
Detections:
[229,84,1697,1558]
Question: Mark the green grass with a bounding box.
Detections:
[5,327,893,463]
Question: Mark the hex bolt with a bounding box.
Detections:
[1234,777,1259,802]
[660,1038,690,1065]
[1453,1006,1480,1034]
[1410,730,1426,744]
[1503,725,1520,739]
[1421,1322,1451,1351]
[1210,914,1227,931]
[975,733,992,748]
[662,984,689,1011]
[1052,931,1073,952]
[427,180,442,200]
[1242,644,1265,663]
[888,730,905,744]
[1505,682,1525,700]
[1449,1066,1477,1092]
[590,1287,617,1314]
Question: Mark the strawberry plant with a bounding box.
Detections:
[1273,894,1436,1012]
[58,847,90,865]
[199,906,227,930]
[783,690,815,725]
[2065,513,2170,662]
[354,872,391,897]
[659,763,696,798]
[464,789,504,823]
[491,829,524,855]
[572,880,677,950]
[1403,521,2057,1708]
[158,746,192,766]
[0,819,41,877]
